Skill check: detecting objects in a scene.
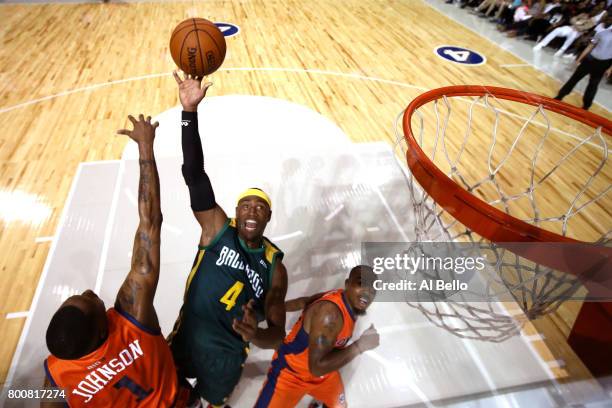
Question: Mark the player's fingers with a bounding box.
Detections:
[138,114,145,122]
[233,320,247,334]
[152,121,160,129]
[172,70,182,84]
[202,82,213,93]
[146,116,152,123]
[127,115,137,126]
[116,129,131,136]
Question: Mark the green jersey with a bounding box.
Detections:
[169,218,283,354]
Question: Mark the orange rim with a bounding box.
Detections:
[402,85,612,276]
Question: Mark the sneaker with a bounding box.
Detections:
[562,53,576,59]
[554,50,564,57]
[533,44,543,51]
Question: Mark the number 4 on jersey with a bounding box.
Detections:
[443,49,470,62]
[220,281,244,311]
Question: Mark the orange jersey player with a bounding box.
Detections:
[42,115,186,407]
[254,265,380,408]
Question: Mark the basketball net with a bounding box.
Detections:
[394,86,611,342]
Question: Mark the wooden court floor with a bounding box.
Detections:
[0,0,609,391]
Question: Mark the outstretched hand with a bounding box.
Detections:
[356,324,379,353]
[232,299,258,342]
[117,114,158,145]
[173,71,213,112]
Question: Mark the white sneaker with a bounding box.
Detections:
[562,53,576,59]
[554,50,564,57]
[533,44,542,51]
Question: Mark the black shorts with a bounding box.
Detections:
[173,345,247,406]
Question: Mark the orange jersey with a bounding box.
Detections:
[279,289,356,381]
[45,308,178,407]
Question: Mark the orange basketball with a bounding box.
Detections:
[169,18,227,77]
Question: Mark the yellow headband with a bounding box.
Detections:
[237,188,271,209]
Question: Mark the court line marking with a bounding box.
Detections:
[0,68,427,115]
[324,203,344,221]
[34,236,53,243]
[2,163,84,392]
[455,96,609,152]
[271,230,303,242]
[0,73,170,114]
[546,359,566,369]
[94,160,125,294]
[523,334,545,342]
[5,311,30,320]
[1,67,604,153]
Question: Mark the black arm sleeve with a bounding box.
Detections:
[181,111,216,211]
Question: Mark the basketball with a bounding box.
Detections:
[169,18,226,77]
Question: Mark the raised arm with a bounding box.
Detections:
[114,115,162,330]
[233,261,288,349]
[307,302,379,377]
[174,71,228,246]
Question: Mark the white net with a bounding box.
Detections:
[394,90,611,342]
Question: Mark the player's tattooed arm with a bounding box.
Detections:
[233,261,288,349]
[115,115,162,331]
[307,301,361,377]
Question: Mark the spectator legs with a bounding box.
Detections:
[534,26,574,50]
[554,29,579,56]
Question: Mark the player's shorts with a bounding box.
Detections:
[254,366,346,408]
[172,346,246,406]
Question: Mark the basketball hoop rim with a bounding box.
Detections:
[402,85,612,245]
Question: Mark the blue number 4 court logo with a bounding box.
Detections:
[435,46,486,66]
